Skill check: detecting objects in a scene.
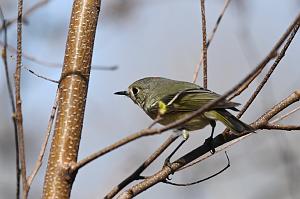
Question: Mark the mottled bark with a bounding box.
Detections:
[42,0,101,198]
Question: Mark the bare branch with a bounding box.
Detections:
[27,91,58,187]
[42,0,101,198]
[200,0,208,88]
[270,105,300,124]
[104,135,179,199]
[256,90,300,125]
[14,0,29,198]
[263,124,300,131]
[22,65,59,83]
[0,7,21,199]
[193,0,231,83]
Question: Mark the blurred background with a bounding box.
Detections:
[0,0,300,198]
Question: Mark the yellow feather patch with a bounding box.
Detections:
[158,101,167,115]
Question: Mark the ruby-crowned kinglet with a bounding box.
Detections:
[115,77,253,135]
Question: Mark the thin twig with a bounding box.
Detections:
[27,91,58,187]
[22,65,59,83]
[104,135,179,199]
[0,0,50,31]
[270,105,300,124]
[0,8,21,199]
[263,124,300,130]
[14,0,28,198]
[193,0,231,83]
[200,0,208,88]
[228,12,300,100]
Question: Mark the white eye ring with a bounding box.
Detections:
[131,87,139,95]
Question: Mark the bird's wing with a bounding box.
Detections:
[160,88,240,113]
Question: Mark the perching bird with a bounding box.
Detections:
[115,77,253,138]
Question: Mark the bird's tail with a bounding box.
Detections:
[205,109,254,134]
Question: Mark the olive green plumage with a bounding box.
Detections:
[115,77,253,134]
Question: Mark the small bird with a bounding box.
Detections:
[115,77,253,138]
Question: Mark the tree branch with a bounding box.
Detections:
[200,0,208,88]
[104,135,179,199]
[0,7,21,199]
[27,91,58,187]
[271,105,300,124]
[193,0,231,83]
[42,0,101,198]
[14,0,29,198]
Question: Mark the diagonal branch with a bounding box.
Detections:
[104,135,179,199]
[271,105,300,124]
[237,22,300,117]
[27,91,58,187]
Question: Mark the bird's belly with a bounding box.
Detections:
[158,112,210,131]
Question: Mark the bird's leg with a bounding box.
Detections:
[205,120,216,154]
[164,130,189,169]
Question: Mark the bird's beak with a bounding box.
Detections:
[114,91,129,96]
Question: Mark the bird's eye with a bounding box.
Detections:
[131,87,139,95]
